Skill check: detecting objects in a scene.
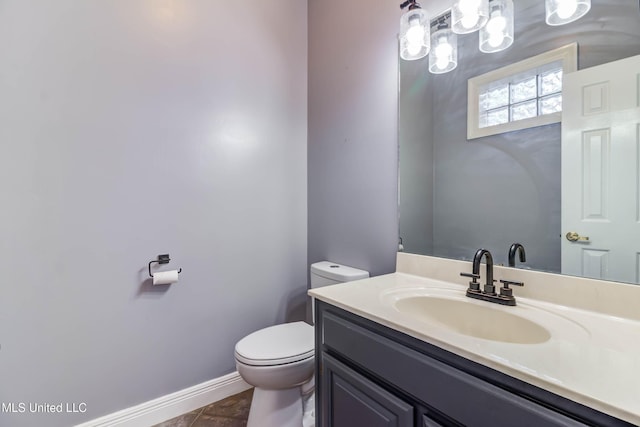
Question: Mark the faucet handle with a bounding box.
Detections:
[499,279,524,297]
[460,272,480,291]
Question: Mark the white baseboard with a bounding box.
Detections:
[75,372,251,427]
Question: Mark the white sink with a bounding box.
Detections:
[381,287,589,345]
[394,295,550,344]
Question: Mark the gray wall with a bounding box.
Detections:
[0,1,307,426]
[308,0,399,277]
[400,0,640,271]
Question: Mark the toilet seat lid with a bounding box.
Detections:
[235,322,314,366]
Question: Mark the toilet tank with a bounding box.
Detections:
[309,261,369,323]
[310,261,369,288]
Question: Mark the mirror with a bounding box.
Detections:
[399,0,640,283]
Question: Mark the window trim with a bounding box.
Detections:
[467,43,578,140]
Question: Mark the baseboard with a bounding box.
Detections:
[75,372,251,427]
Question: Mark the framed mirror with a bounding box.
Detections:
[399,0,640,284]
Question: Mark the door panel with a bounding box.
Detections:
[562,54,640,282]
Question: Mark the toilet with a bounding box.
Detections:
[234,261,369,427]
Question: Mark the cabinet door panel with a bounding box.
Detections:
[422,414,446,427]
[321,353,413,427]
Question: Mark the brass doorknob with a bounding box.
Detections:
[566,232,589,242]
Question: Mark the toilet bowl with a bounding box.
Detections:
[234,261,369,427]
[235,322,314,427]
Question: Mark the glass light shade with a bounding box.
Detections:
[545,0,591,26]
[400,8,430,61]
[429,29,458,74]
[451,0,489,34]
[479,0,514,53]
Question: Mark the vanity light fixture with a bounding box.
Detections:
[451,0,489,34]
[479,0,514,53]
[399,0,592,63]
[399,0,430,61]
[545,0,591,26]
[429,14,458,74]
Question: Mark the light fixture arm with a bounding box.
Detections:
[400,0,421,11]
[432,14,450,30]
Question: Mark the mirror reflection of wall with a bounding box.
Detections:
[399,0,640,281]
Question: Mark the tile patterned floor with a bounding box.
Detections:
[153,388,253,427]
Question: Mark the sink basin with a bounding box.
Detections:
[394,296,551,344]
[379,285,591,345]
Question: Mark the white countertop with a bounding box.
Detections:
[309,272,640,425]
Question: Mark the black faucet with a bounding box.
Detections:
[508,243,526,267]
[472,248,496,295]
[461,248,522,306]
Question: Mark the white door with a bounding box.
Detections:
[562,54,640,282]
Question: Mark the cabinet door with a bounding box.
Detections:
[321,353,414,427]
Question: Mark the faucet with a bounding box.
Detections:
[472,248,495,295]
[461,248,523,306]
[508,243,526,267]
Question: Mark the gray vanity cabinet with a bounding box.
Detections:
[315,301,634,427]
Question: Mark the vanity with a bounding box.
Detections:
[309,253,640,427]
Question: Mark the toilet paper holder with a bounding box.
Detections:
[148,254,182,277]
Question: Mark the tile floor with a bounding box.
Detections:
[153,388,253,427]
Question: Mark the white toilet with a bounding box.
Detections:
[234,261,369,427]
